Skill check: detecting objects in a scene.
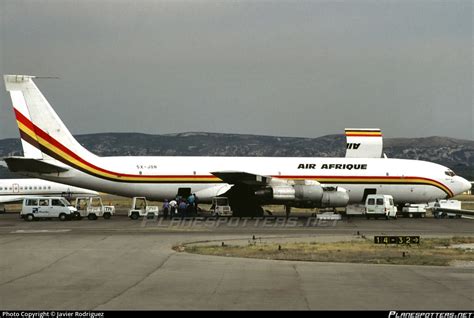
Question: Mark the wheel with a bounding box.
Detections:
[130,212,139,220]
[26,214,34,221]
[420,213,425,218]
[103,213,111,219]
[73,212,81,220]
[146,213,155,219]
[88,214,97,220]
[409,213,413,218]
[59,213,67,221]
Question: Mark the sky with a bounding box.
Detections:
[0,0,472,140]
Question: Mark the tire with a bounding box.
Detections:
[130,212,139,220]
[409,213,414,218]
[59,213,67,221]
[420,213,425,218]
[88,214,97,220]
[103,213,111,220]
[26,214,34,222]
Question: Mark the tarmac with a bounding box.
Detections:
[0,213,472,310]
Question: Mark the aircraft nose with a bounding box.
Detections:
[460,177,472,193]
[454,176,472,195]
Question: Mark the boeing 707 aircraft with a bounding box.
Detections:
[3,75,471,216]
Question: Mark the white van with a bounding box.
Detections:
[21,197,77,221]
[365,194,397,219]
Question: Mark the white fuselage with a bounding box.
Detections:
[0,178,98,204]
[29,156,467,205]
[4,74,471,208]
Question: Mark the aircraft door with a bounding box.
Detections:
[362,188,377,202]
[12,183,19,193]
[177,188,191,199]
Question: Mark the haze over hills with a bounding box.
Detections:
[0,132,472,179]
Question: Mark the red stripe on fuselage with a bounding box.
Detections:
[14,108,216,180]
[12,108,453,195]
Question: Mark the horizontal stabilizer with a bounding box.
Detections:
[211,171,271,186]
[4,157,69,174]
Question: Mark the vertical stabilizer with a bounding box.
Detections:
[345,128,383,158]
[4,75,96,163]
[8,88,44,159]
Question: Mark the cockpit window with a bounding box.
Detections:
[445,170,456,177]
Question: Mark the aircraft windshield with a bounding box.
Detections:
[445,170,456,177]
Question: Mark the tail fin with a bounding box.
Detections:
[4,75,96,162]
[345,128,383,158]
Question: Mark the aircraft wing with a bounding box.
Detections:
[4,157,69,174]
[211,171,272,186]
[0,195,27,204]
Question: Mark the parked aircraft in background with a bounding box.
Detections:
[3,75,471,216]
[0,178,98,212]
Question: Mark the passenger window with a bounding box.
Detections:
[376,199,383,205]
[39,199,49,206]
[368,198,375,205]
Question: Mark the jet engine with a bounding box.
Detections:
[254,180,349,208]
[319,186,349,208]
